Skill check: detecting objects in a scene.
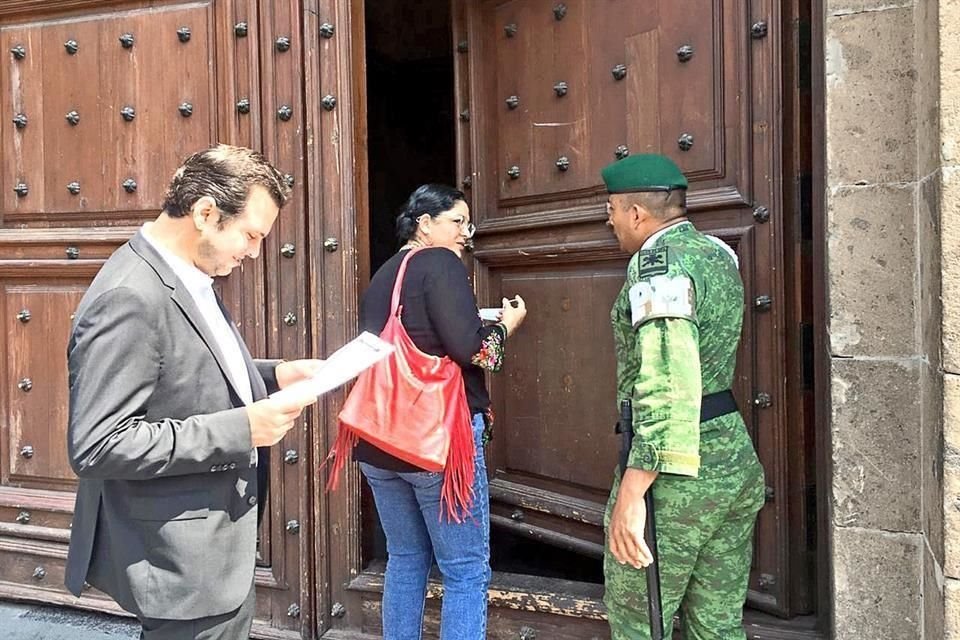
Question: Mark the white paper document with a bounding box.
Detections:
[269,332,394,404]
[478,308,502,322]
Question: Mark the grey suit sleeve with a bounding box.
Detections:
[68,287,254,480]
[254,359,282,395]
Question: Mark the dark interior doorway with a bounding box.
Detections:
[360,0,457,568]
[364,1,457,274]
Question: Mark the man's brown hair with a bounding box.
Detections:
[161,144,291,223]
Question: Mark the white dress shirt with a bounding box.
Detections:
[141,225,254,405]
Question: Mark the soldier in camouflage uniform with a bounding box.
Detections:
[601,154,765,639]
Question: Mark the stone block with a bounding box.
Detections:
[919,172,943,360]
[945,374,960,454]
[944,375,960,577]
[945,467,960,578]
[947,577,960,638]
[941,0,960,166]
[927,540,946,640]
[917,0,941,180]
[943,168,960,372]
[827,1,915,16]
[923,362,945,566]
[826,9,917,185]
[832,359,921,532]
[828,185,916,357]
[833,527,922,639]
[915,0,941,179]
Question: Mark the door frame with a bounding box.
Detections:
[311,0,832,636]
[304,0,370,635]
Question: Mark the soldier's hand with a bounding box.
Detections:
[247,396,312,447]
[608,468,656,570]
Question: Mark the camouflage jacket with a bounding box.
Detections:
[610,221,744,477]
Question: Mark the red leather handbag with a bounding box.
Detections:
[326,248,475,520]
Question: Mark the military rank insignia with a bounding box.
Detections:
[638,247,669,278]
[628,275,697,328]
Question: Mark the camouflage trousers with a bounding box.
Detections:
[603,443,764,639]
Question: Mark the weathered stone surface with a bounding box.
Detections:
[924,361,945,566]
[927,540,946,640]
[833,527,922,639]
[946,578,960,638]
[828,185,916,357]
[944,375,960,577]
[943,168,960,372]
[826,8,917,185]
[920,173,943,360]
[941,0,960,166]
[827,0,914,17]
[916,0,941,180]
[832,359,921,532]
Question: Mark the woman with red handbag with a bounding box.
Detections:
[340,184,526,639]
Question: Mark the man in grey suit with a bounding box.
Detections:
[65,145,321,639]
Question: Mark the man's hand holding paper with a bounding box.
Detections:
[269,332,394,406]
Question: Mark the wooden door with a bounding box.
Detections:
[0,1,315,636]
[456,0,806,617]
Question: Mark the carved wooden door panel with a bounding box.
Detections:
[0,1,314,636]
[457,0,803,617]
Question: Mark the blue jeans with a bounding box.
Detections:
[360,413,491,640]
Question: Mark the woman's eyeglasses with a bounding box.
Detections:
[434,215,476,238]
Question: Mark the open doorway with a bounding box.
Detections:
[363,1,457,274]
[360,0,456,568]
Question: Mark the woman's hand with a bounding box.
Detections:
[500,295,527,337]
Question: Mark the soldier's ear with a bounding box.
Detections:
[630,202,648,229]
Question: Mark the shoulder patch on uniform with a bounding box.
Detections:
[637,247,669,278]
[629,275,696,328]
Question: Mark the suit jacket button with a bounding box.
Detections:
[247,496,257,506]
[210,465,218,472]
[229,462,237,470]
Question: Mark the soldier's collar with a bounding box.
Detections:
[640,219,693,251]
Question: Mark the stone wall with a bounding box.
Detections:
[824,0,943,637]
[941,0,960,634]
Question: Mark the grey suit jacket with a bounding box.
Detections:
[64,231,280,620]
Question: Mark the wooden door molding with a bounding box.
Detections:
[0,0,130,18]
[303,0,369,635]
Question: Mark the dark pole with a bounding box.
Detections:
[618,400,664,640]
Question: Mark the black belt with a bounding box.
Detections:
[700,389,738,423]
[615,389,738,435]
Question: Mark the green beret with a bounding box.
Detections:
[601,154,688,193]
